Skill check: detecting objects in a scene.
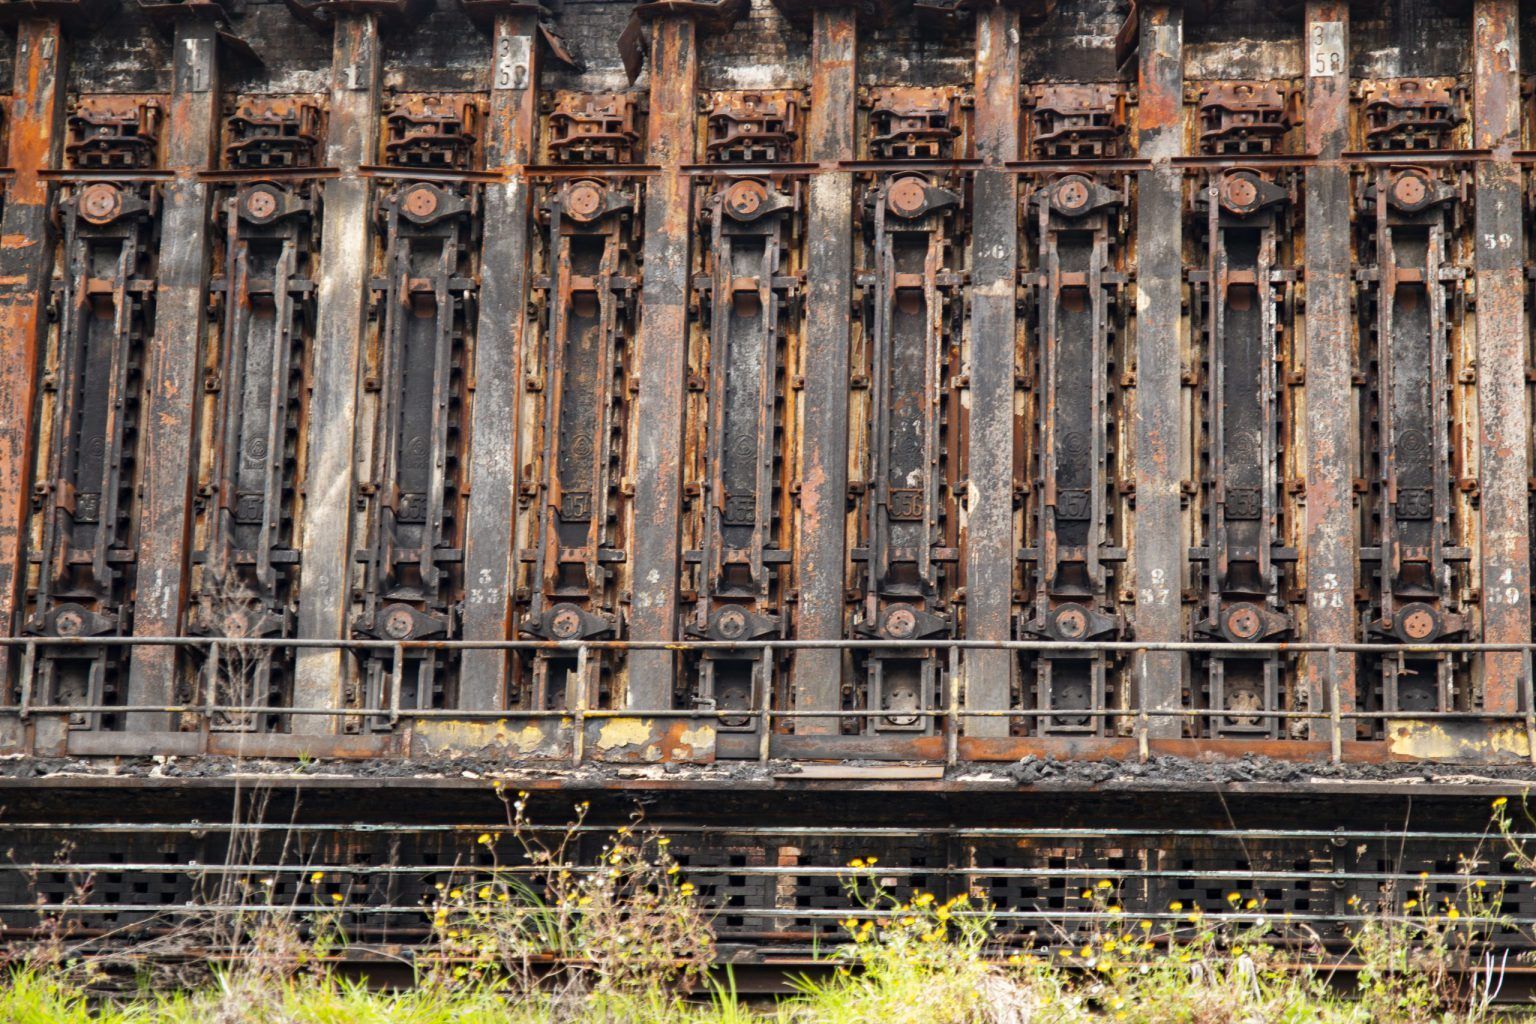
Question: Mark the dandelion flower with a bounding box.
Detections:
[476,833,492,846]
[331,893,343,903]
[1494,796,1509,809]
[1169,901,1184,912]
[310,871,324,885]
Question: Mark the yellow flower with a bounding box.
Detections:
[452,966,467,978]
[331,893,343,903]
[1140,920,1152,931]
[913,892,934,907]
[497,893,509,903]
[1493,796,1509,809]
[1448,907,1461,920]
[1245,898,1258,910]
[1096,879,1113,890]
[1107,905,1123,915]
[866,857,879,866]
[310,871,324,885]
[1405,899,1419,909]
[478,886,491,900]
[1079,946,1094,958]
[657,837,671,846]
[1225,892,1241,904]
[450,889,463,900]
[848,859,865,869]
[1475,879,1487,889]
[1080,889,1093,900]
[679,882,695,895]
[476,833,492,846]
[1169,901,1184,912]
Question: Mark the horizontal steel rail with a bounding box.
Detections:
[4,635,1534,765]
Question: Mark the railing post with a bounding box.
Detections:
[571,644,589,767]
[1328,647,1342,764]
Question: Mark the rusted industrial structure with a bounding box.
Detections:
[5,0,1536,967]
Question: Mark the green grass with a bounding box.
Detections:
[5,798,1531,1023]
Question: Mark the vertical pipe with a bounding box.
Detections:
[293,14,381,734]
[1471,0,1529,715]
[792,6,857,733]
[965,2,1021,736]
[1301,0,1354,739]
[1132,2,1185,737]
[127,17,222,732]
[627,14,699,708]
[0,19,66,741]
[459,12,542,711]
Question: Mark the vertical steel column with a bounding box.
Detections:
[792,6,857,732]
[1301,1,1354,738]
[127,17,222,731]
[294,14,381,733]
[627,12,699,708]
[1132,2,1185,736]
[0,19,66,719]
[459,11,542,710]
[964,1,1020,735]
[1471,0,1529,715]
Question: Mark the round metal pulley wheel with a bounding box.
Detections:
[243,186,281,223]
[1051,604,1090,641]
[712,606,749,641]
[383,606,416,640]
[1390,171,1430,212]
[78,183,123,226]
[1395,601,1441,642]
[1219,171,1261,214]
[54,606,85,638]
[1222,602,1264,642]
[723,180,768,220]
[565,182,604,221]
[402,185,440,220]
[1052,175,1092,214]
[887,176,928,218]
[883,605,919,640]
[549,603,585,640]
[222,610,252,640]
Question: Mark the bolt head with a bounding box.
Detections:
[402,185,440,220]
[1398,603,1439,641]
[549,604,584,640]
[887,176,928,218]
[79,183,122,225]
[54,608,85,638]
[243,186,279,222]
[1054,176,1091,212]
[1391,171,1429,210]
[1224,603,1263,641]
[713,606,749,640]
[565,182,603,221]
[723,180,768,220]
[883,606,918,640]
[1052,605,1089,640]
[383,606,416,640]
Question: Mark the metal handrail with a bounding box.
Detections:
[6,634,1535,767]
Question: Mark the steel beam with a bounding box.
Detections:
[459,12,542,711]
[294,13,381,734]
[792,6,857,734]
[1301,0,1354,738]
[627,13,699,708]
[126,17,222,731]
[1131,2,1184,737]
[964,1,1021,736]
[1470,0,1529,715]
[0,19,66,727]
